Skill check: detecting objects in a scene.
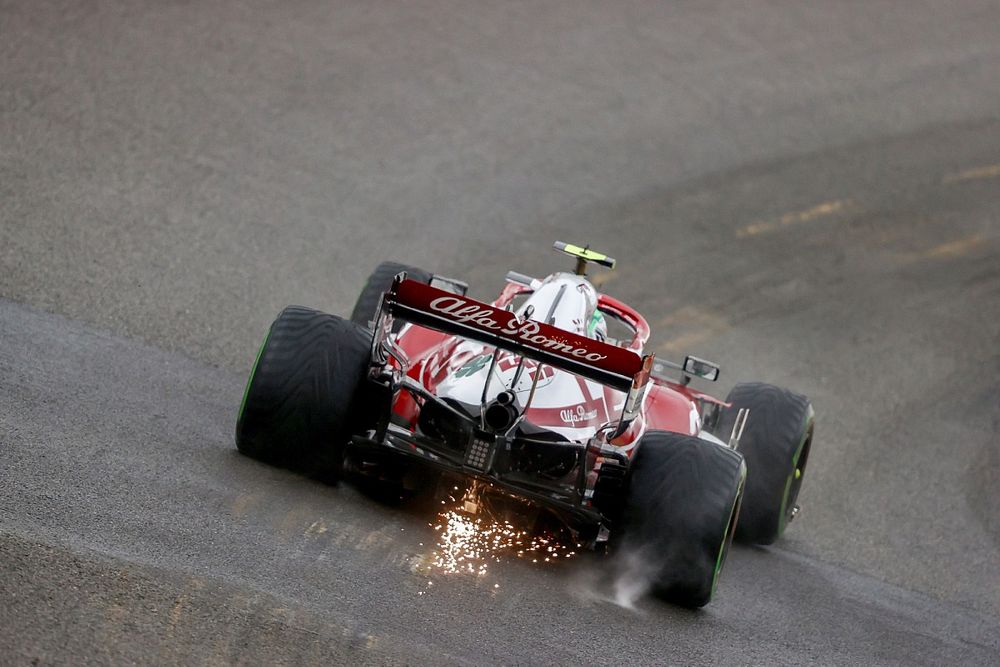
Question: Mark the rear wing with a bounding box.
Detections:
[378,275,650,394]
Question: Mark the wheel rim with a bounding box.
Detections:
[777,412,814,537]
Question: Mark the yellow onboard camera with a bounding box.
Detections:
[553,241,616,275]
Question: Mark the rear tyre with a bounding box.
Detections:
[235,306,374,478]
[350,261,432,331]
[717,382,814,545]
[621,432,746,608]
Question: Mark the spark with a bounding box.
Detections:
[425,510,577,575]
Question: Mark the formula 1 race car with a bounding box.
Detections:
[235,242,815,607]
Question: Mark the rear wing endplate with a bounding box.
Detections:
[379,276,648,393]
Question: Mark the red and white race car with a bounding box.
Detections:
[236,242,815,607]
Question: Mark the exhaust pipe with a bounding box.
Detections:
[484,390,519,432]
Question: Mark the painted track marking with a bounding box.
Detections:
[736,199,853,238]
[942,164,1000,184]
[899,234,989,262]
[654,306,730,355]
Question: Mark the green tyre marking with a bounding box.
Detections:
[237,326,273,429]
[777,405,814,538]
[711,462,747,599]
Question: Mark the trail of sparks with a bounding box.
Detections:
[427,510,577,576]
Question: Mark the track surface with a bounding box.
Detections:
[2,0,999,664]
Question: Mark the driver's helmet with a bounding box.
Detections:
[516,272,601,339]
[588,309,608,342]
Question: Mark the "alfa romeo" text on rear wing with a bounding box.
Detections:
[379,275,648,393]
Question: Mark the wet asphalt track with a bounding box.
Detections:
[2,0,1000,664]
